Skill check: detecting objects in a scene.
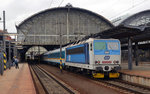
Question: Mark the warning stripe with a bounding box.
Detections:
[3,54,6,58]
[3,53,7,70]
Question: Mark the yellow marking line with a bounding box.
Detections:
[44,58,65,60]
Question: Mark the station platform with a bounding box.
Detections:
[120,62,150,77]
[119,62,150,87]
[0,63,36,94]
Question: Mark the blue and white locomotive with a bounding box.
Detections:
[42,38,121,78]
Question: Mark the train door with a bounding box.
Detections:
[89,42,94,65]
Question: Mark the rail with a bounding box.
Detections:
[30,64,79,94]
[97,79,150,94]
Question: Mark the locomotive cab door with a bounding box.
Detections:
[89,42,94,65]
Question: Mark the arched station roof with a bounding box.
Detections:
[119,10,150,31]
[91,10,150,40]
[16,5,113,45]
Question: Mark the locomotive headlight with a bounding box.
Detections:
[116,61,119,64]
[113,60,116,64]
[113,60,119,64]
[95,61,97,64]
[95,61,100,64]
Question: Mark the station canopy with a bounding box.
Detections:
[16,5,113,45]
[88,10,150,42]
[120,10,150,29]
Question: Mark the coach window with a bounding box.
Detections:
[90,43,92,51]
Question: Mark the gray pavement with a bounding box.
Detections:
[121,61,150,70]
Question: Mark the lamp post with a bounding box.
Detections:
[0,11,6,74]
[56,21,65,73]
[0,11,6,53]
[3,11,6,53]
[59,23,63,73]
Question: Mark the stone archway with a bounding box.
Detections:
[25,46,47,60]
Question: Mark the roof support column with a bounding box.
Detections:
[66,8,70,43]
[8,41,11,69]
[3,11,6,53]
[135,42,139,66]
[128,37,132,70]
[13,44,17,57]
[0,49,4,75]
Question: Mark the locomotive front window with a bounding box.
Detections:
[94,42,106,50]
[107,42,119,50]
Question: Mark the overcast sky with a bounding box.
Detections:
[0,0,150,33]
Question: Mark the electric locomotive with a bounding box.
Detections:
[65,38,121,78]
[42,38,121,78]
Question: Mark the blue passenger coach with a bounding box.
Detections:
[43,48,65,66]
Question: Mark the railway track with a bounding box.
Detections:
[30,65,79,94]
[33,64,150,94]
[64,67,150,94]
[68,69,150,94]
[105,80,150,94]
[70,68,150,94]
[93,79,150,94]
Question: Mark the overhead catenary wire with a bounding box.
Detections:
[50,0,54,8]
[100,0,120,14]
[58,0,64,7]
[110,0,147,20]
